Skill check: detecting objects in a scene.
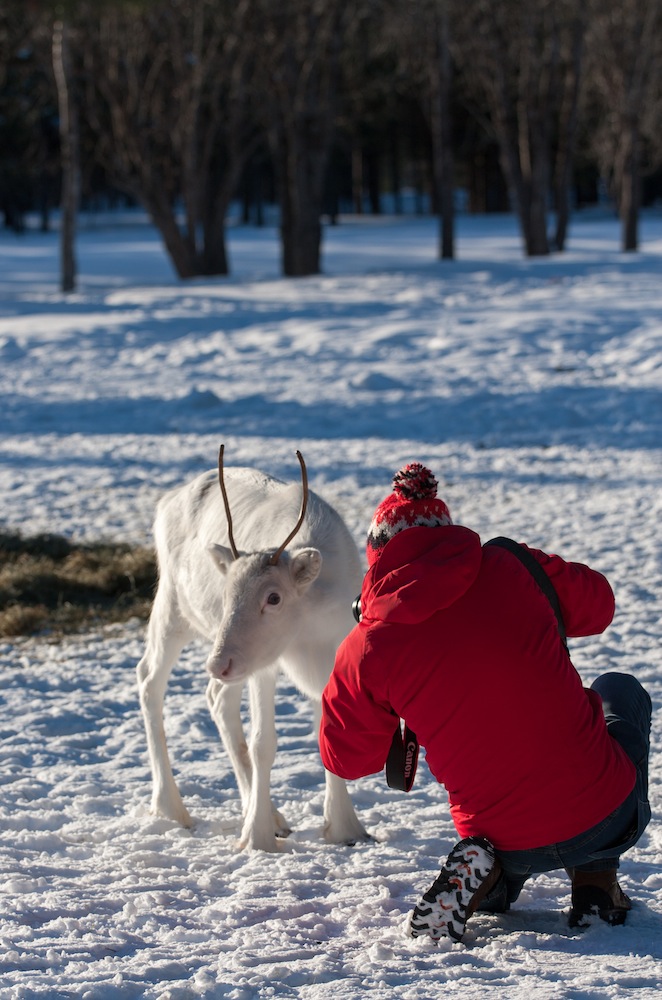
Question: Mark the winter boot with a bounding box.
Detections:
[409,836,500,942]
[476,869,510,913]
[567,868,632,928]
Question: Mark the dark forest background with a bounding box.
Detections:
[2,0,662,287]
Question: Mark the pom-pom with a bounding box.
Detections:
[392,463,438,501]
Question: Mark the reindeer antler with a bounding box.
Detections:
[217,446,309,565]
[269,450,309,565]
[218,444,240,560]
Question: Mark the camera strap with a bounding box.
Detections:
[384,536,567,793]
[386,718,419,792]
[484,536,568,651]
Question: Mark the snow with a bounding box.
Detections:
[0,209,661,999]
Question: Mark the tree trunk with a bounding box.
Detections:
[352,146,364,214]
[201,221,230,275]
[526,203,550,255]
[389,129,402,214]
[584,0,662,253]
[257,0,343,277]
[516,32,551,258]
[553,174,571,252]
[553,14,584,251]
[52,19,78,293]
[143,193,197,279]
[281,208,322,276]
[483,60,551,256]
[495,134,529,245]
[427,5,455,260]
[366,149,381,214]
[278,138,323,276]
[527,132,551,255]
[452,0,575,258]
[618,121,640,252]
[80,1,258,281]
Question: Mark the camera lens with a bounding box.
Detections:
[352,595,362,622]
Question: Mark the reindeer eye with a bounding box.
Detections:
[266,592,281,606]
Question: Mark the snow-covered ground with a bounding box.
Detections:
[0,210,660,998]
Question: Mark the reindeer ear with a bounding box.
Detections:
[207,543,234,574]
[290,547,322,593]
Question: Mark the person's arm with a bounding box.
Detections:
[320,644,398,781]
[526,546,615,637]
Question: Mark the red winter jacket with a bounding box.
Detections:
[319,526,635,851]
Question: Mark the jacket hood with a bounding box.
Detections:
[361,525,482,625]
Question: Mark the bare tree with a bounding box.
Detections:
[388,0,456,258]
[253,0,348,277]
[0,7,13,84]
[451,0,586,256]
[52,16,78,292]
[334,2,394,217]
[0,3,30,231]
[0,3,60,234]
[585,0,662,251]
[551,5,585,250]
[79,0,259,279]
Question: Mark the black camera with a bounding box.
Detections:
[352,595,362,623]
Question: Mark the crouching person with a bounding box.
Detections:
[319,462,652,942]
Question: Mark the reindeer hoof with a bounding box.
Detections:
[343,831,377,847]
[273,807,292,839]
[152,798,193,829]
[237,835,282,853]
[323,823,374,846]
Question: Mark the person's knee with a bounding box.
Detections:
[591,671,638,700]
[591,672,652,729]
[607,719,649,769]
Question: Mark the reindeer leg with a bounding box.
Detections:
[206,678,252,810]
[207,669,289,850]
[282,644,371,846]
[136,591,194,827]
[310,701,372,845]
[240,668,288,852]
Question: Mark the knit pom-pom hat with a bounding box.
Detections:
[366,462,452,565]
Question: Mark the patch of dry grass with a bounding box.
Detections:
[0,531,157,638]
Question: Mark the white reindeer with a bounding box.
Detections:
[136,446,369,851]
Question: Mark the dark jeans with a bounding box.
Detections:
[491,672,652,907]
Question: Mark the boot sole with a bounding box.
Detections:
[410,836,496,942]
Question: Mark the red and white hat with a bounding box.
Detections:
[366,462,452,565]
